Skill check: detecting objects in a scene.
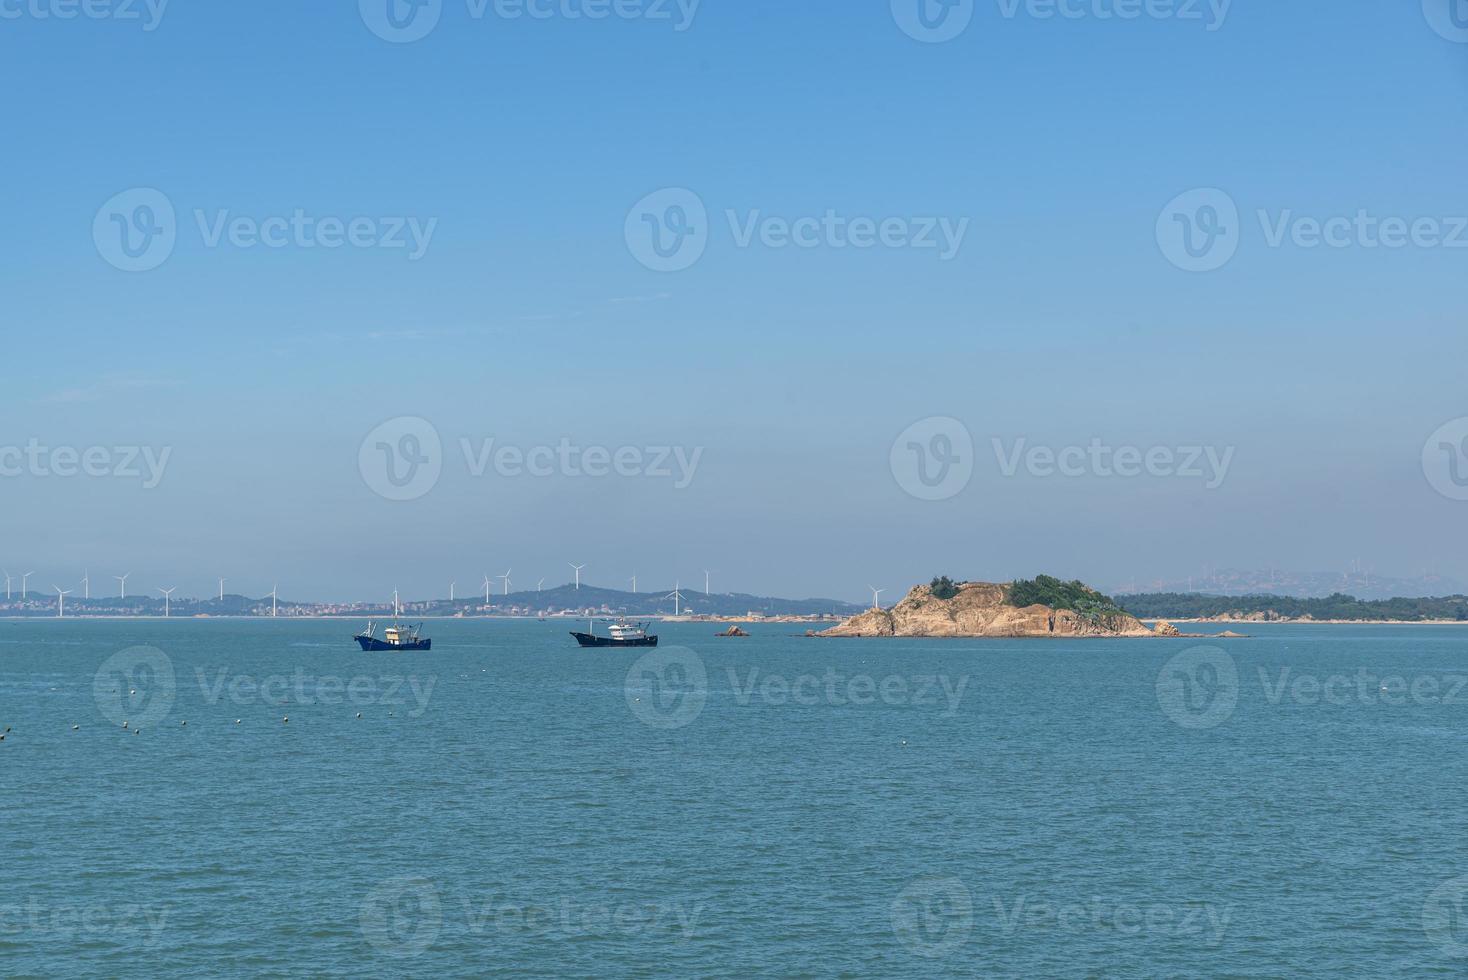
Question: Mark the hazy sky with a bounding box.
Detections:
[3,1,1467,602]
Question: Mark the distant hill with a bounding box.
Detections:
[1119,592,1468,622]
[1114,568,1462,602]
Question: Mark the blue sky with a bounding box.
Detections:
[3,1,1467,602]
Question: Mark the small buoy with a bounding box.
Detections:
[72,725,79,731]
[388,712,394,717]
[235,719,241,725]
[181,720,187,727]
[130,690,136,695]
[133,729,139,735]
[122,721,129,729]
[356,713,362,719]
[0,734,6,741]
[901,740,908,747]
[282,716,289,723]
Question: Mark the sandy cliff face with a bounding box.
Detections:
[817,582,1154,638]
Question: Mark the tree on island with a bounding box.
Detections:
[930,576,960,600]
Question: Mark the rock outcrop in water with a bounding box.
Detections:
[817,581,1156,638]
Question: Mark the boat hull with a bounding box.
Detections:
[355,636,431,652]
[571,632,658,648]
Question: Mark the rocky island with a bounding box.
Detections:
[817,576,1213,639]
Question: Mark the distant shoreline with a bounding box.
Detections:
[1152,618,1468,626]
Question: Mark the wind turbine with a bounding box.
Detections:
[218,577,225,601]
[271,585,278,618]
[159,587,176,618]
[704,570,713,596]
[498,570,512,596]
[54,586,72,618]
[868,586,885,611]
[449,581,456,603]
[483,574,492,603]
[115,573,130,599]
[392,588,400,619]
[569,563,585,590]
[21,571,33,600]
[81,570,90,600]
[666,581,686,617]
[537,578,545,593]
[2,571,11,601]
[629,573,637,594]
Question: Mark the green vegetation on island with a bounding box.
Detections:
[1119,592,1468,622]
[929,576,960,600]
[998,574,1135,633]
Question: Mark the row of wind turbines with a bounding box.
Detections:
[3,569,282,618]
[445,563,716,616]
[4,560,725,618]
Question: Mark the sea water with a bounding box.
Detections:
[3,619,1468,976]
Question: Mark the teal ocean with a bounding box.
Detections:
[4,619,1468,976]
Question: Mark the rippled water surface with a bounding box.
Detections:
[4,619,1468,976]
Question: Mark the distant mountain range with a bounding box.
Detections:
[0,584,864,619]
[1112,568,1463,602]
